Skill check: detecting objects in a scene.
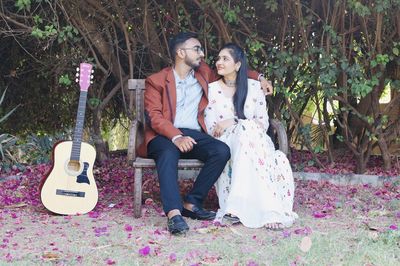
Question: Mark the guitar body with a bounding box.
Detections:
[40,141,98,215]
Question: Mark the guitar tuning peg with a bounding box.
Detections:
[76,67,80,72]
[91,75,94,79]
[90,81,93,84]
[76,73,79,77]
[76,78,79,83]
[91,69,94,73]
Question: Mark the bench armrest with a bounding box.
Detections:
[269,118,289,155]
[127,120,144,162]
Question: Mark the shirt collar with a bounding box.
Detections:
[173,68,195,83]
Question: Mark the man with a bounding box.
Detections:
[137,32,273,235]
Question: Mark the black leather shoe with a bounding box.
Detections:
[167,215,189,235]
[182,205,216,220]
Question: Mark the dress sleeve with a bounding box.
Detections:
[204,88,218,135]
[252,81,270,130]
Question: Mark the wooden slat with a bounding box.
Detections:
[133,157,204,168]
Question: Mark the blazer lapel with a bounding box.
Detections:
[194,71,208,98]
[165,68,177,121]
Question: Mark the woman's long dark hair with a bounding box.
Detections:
[219,43,248,119]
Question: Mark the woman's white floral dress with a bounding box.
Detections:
[205,80,298,228]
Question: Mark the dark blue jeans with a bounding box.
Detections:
[147,128,230,214]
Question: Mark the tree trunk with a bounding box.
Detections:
[92,108,108,163]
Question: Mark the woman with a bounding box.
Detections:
[204,43,297,229]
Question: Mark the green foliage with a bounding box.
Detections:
[264,0,278,12]
[17,134,57,164]
[31,24,57,39]
[0,88,20,171]
[15,0,31,11]
[58,25,79,43]
[88,98,102,108]
[223,5,240,24]
[59,74,72,86]
[347,0,371,16]
[0,88,19,124]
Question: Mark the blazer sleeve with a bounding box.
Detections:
[144,77,182,140]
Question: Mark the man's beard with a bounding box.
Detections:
[185,57,201,71]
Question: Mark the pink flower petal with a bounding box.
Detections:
[88,211,100,218]
[169,253,177,262]
[139,246,150,256]
[389,224,398,230]
[106,258,116,265]
[124,224,133,232]
[312,211,327,218]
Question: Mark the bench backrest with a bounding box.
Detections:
[126,78,289,162]
[128,79,145,124]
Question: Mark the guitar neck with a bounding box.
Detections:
[70,90,88,161]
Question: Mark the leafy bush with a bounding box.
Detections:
[17,132,72,164]
[0,87,20,172]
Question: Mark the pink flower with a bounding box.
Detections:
[106,258,116,265]
[139,246,150,256]
[4,253,12,262]
[312,211,327,218]
[169,253,177,262]
[124,224,133,232]
[282,230,291,238]
[389,224,398,230]
[247,261,259,266]
[88,211,100,218]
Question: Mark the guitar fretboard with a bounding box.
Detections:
[70,91,88,161]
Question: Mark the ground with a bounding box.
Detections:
[0,153,399,265]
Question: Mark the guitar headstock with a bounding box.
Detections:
[76,63,94,92]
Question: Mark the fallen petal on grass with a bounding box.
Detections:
[139,245,150,256]
[312,211,327,218]
[169,252,177,262]
[106,258,116,265]
[299,236,312,252]
[389,224,398,230]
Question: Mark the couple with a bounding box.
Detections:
[137,32,297,235]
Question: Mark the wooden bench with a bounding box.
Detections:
[127,79,289,218]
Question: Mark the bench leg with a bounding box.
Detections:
[133,167,143,218]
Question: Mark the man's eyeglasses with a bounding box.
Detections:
[180,46,204,54]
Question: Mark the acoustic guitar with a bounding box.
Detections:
[40,63,98,215]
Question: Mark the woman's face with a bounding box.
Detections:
[215,49,241,77]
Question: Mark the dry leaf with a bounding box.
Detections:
[6,203,27,209]
[196,226,219,234]
[368,231,379,240]
[42,252,60,260]
[299,236,312,252]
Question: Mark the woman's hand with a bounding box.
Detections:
[213,118,236,138]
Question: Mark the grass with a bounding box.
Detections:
[1,201,399,265]
[1,156,399,265]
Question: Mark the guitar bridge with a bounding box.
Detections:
[56,189,85,198]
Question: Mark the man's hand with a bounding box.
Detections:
[260,77,273,96]
[213,119,236,138]
[173,136,197,153]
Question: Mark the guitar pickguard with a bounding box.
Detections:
[76,162,90,184]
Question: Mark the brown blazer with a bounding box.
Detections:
[137,61,259,157]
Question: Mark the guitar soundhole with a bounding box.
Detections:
[67,160,81,172]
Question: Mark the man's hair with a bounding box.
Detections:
[168,32,198,62]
